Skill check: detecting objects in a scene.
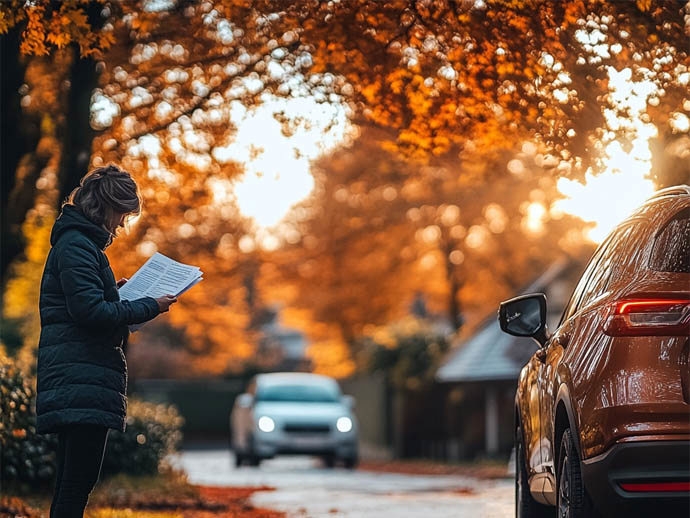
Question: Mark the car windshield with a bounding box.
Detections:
[256,383,340,403]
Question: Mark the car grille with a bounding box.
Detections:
[283,423,331,434]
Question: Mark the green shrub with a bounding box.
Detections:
[359,317,451,391]
[0,360,57,490]
[0,359,184,486]
[102,400,184,477]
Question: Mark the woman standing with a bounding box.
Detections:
[36,165,177,518]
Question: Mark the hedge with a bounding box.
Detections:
[0,359,184,490]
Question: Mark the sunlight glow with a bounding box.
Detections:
[212,95,352,228]
[522,202,547,235]
[554,67,658,243]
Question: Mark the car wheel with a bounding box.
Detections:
[323,455,336,468]
[516,425,554,518]
[343,456,358,469]
[557,428,598,518]
[243,434,261,467]
[234,452,244,467]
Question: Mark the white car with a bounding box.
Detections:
[230,372,358,468]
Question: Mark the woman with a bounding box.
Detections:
[36,165,177,518]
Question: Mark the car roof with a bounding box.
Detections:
[613,185,689,232]
[255,372,338,387]
[644,184,690,202]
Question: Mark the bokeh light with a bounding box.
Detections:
[554,67,658,242]
[212,95,353,228]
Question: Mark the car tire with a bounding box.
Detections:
[557,428,598,518]
[234,452,244,467]
[343,456,358,469]
[243,434,261,467]
[516,425,554,518]
[323,455,336,468]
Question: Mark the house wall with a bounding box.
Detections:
[340,373,391,458]
[442,381,516,460]
[393,380,516,461]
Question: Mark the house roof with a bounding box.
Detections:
[436,324,536,382]
[436,258,572,384]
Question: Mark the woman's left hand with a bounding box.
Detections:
[116,278,128,288]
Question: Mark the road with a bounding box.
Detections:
[172,449,514,518]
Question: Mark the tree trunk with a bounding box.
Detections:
[1,27,24,208]
[57,1,107,205]
[442,237,463,332]
[0,27,43,284]
[57,46,100,206]
[448,272,463,332]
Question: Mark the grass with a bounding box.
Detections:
[1,466,283,518]
[88,466,201,510]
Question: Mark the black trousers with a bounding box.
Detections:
[50,424,109,518]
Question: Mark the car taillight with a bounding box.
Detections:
[604,298,690,336]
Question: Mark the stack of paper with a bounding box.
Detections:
[118,252,203,330]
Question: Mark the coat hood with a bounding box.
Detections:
[50,205,112,250]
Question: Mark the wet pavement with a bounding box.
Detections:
[171,449,514,518]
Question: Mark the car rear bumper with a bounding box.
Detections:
[581,439,690,517]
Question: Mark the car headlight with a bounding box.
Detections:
[336,416,353,433]
[257,416,275,432]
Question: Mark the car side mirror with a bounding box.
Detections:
[498,293,549,347]
[236,393,253,408]
[342,395,355,409]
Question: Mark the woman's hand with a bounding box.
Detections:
[116,278,128,288]
[155,295,177,313]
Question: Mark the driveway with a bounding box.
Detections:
[172,449,514,518]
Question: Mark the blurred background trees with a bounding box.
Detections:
[1,0,688,378]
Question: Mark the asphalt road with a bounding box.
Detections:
[172,449,514,518]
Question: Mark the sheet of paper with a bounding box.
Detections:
[118,252,202,300]
[118,252,203,331]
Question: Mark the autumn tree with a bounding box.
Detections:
[3,0,687,377]
[267,0,689,178]
[1,0,341,374]
[261,126,588,374]
[0,2,116,282]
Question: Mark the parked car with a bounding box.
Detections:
[499,186,690,518]
[230,372,358,468]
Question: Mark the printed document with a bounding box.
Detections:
[118,252,203,330]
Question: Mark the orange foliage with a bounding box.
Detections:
[2,0,687,379]
[265,0,689,173]
[0,0,114,56]
[260,128,589,373]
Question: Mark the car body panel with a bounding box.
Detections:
[507,189,690,515]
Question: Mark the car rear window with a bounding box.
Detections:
[649,207,690,273]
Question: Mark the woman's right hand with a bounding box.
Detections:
[155,295,177,313]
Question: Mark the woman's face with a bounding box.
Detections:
[106,211,127,234]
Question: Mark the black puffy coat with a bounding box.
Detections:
[36,205,160,434]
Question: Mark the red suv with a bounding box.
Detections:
[499,186,690,518]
